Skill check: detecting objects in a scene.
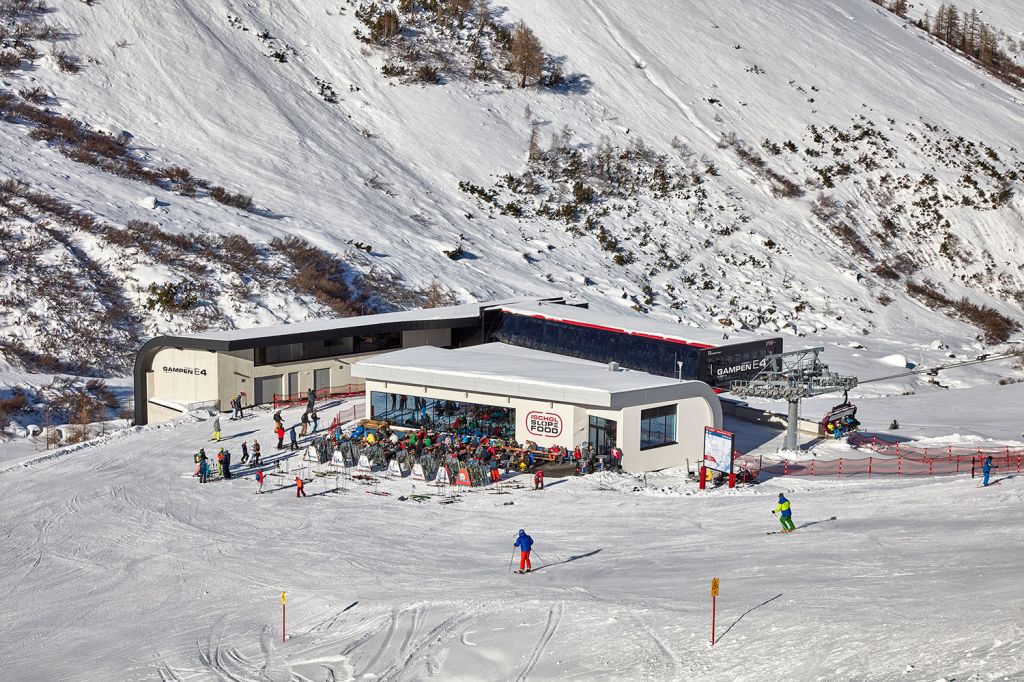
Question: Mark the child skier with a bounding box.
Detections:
[772,493,795,532]
[289,424,299,450]
[295,475,306,498]
[240,441,249,465]
[982,455,996,487]
[211,415,221,442]
[256,469,265,494]
[276,423,286,450]
[514,529,534,573]
[533,469,544,491]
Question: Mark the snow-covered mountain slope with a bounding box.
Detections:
[2,0,1024,416]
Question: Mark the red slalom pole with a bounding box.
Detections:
[710,577,720,646]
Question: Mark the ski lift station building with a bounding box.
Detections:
[134,297,781,471]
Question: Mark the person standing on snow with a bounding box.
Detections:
[307,388,316,412]
[295,475,307,498]
[310,409,320,434]
[236,393,245,419]
[198,451,210,483]
[773,493,795,533]
[240,441,250,465]
[276,423,286,450]
[300,410,309,437]
[212,415,222,442]
[514,529,534,573]
[533,469,544,491]
[252,439,262,466]
[982,455,997,487]
[256,469,265,494]
[289,423,299,450]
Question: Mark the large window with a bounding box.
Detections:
[370,391,516,440]
[640,404,677,450]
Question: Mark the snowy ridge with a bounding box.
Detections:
[1,0,1023,415]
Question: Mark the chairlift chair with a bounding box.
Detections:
[821,391,859,435]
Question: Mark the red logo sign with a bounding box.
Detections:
[526,411,562,437]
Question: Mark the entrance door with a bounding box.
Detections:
[254,375,282,405]
[588,416,618,456]
[287,372,299,399]
[313,368,331,392]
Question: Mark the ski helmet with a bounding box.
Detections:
[518,529,525,534]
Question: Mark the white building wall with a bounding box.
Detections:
[362,380,580,450]
[362,380,722,473]
[619,396,720,472]
[149,348,220,407]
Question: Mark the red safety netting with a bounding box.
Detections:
[736,450,1024,479]
[847,433,1024,460]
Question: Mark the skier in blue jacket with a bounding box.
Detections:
[982,456,996,487]
[514,529,534,573]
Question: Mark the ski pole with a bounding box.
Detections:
[508,548,516,574]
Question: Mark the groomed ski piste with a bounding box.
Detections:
[2,394,1023,682]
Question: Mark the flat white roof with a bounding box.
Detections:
[499,300,753,348]
[352,343,718,410]
[178,298,554,344]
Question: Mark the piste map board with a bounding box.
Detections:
[703,427,735,474]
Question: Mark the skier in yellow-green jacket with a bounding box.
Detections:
[773,493,795,532]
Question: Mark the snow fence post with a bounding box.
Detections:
[783,460,788,476]
[928,460,932,477]
[810,460,814,478]
[699,466,707,490]
[838,459,842,478]
[898,457,902,479]
[868,456,872,479]
[282,591,286,643]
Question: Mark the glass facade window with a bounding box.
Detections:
[254,333,401,367]
[640,404,677,450]
[370,391,516,439]
[488,312,782,389]
[588,416,617,456]
[489,313,703,381]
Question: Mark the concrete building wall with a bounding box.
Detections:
[619,397,720,473]
[362,380,721,472]
[149,348,220,407]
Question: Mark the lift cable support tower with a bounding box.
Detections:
[728,347,859,451]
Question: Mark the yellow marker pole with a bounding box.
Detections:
[710,578,720,646]
[281,591,286,643]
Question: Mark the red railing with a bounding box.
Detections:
[272,384,364,411]
[736,448,1023,480]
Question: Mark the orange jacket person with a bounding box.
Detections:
[295,475,306,497]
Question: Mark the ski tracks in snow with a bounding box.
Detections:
[630,607,686,680]
[514,601,564,682]
[582,0,719,146]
